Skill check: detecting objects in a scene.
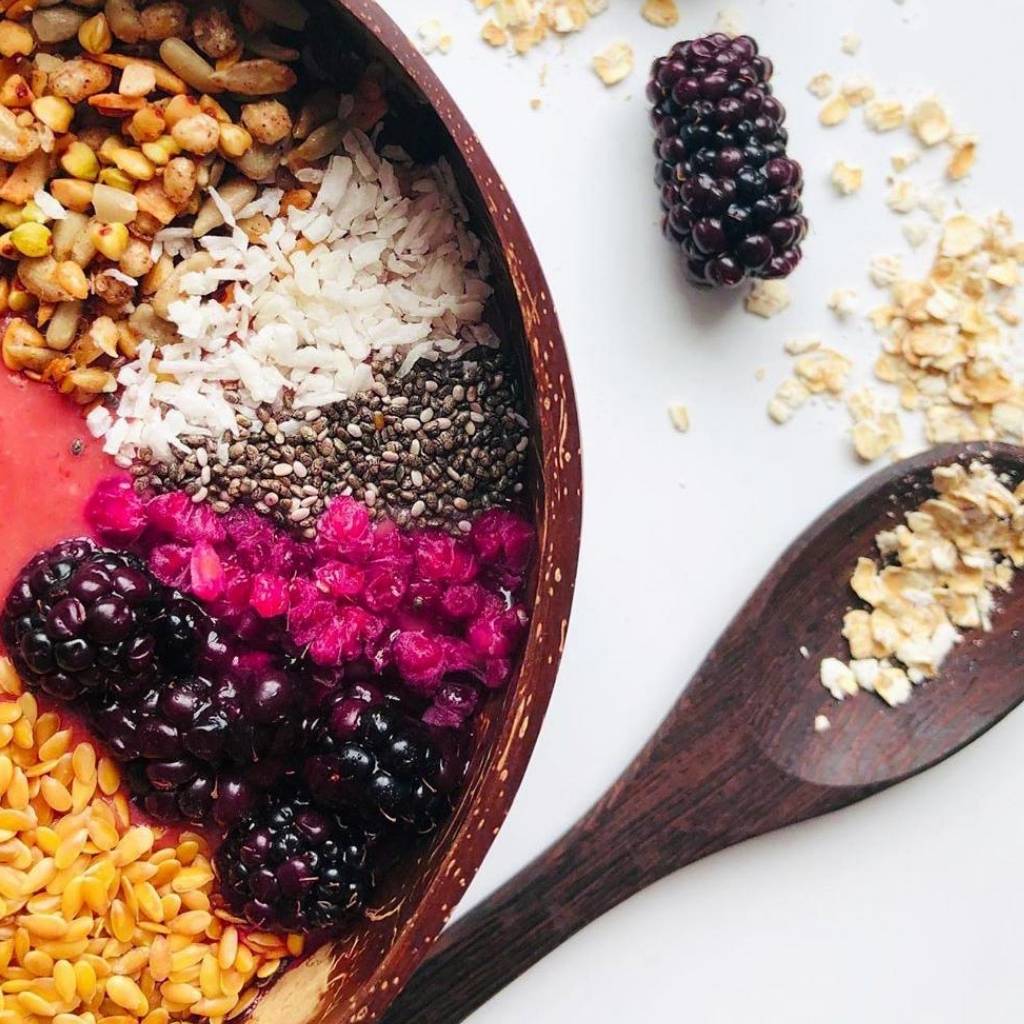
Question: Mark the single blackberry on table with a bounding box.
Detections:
[0,540,210,702]
[302,683,464,835]
[648,33,808,288]
[215,790,374,932]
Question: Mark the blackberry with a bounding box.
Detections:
[302,683,463,835]
[97,665,304,828]
[648,33,808,288]
[214,790,374,932]
[0,540,208,702]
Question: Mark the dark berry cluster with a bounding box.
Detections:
[2,539,468,934]
[1,539,209,703]
[302,682,461,834]
[215,792,374,933]
[648,33,808,288]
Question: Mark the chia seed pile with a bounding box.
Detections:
[130,346,530,536]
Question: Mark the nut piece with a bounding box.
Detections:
[118,62,156,98]
[0,20,34,57]
[32,7,88,44]
[161,155,197,206]
[241,99,291,145]
[104,0,144,44]
[50,58,113,103]
[171,113,220,155]
[209,58,297,96]
[139,0,186,41]
[0,105,39,162]
[191,4,238,59]
[78,12,113,53]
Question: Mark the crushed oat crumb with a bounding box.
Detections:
[902,220,931,249]
[840,32,862,55]
[473,0,608,56]
[593,41,634,86]
[807,72,834,99]
[891,150,920,173]
[767,378,810,425]
[819,461,1024,706]
[947,135,977,181]
[793,347,852,396]
[909,97,952,147]
[847,388,903,461]
[419,19,454,55]
[784,336,822,356]
[828,288,858,319]
[668,403,690,433]
[814,714,832,733]
[745,279,791,318]
[641,0,680,28]
[865,98,905,132]
[886,178,918,214]
[832,160,864,196]
[869,253,903,287]
[840,75,876,107]
[713,9,742,37]
[819,93,852,127]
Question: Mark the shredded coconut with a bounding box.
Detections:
[91,133,495,461]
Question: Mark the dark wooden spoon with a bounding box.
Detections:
[378,441,1024,1024]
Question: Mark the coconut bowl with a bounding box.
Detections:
[244,3,582,1022]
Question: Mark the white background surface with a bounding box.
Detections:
[383,2,1024,1021]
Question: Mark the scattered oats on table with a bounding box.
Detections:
[818,461,1024,707]
[668,403,690,433]
[864,98,905,132]
[827,288,858,319]
[819,93,852,127]
[745,279,791,318]
[641,0,680,28]
[840,32,862,55]
[592,41,634,86]
[713,9,742,37]
[475,0,608,56]
[841,75,875,107]
[831,160,864,196]
[909,97,952,146]
[419,18,454,55]
[807,72,834,99]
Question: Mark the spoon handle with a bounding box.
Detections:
[379,705,832,1024]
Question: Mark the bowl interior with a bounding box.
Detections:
[246,4,582,1023]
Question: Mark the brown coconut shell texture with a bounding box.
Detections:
[246,3,583,1023]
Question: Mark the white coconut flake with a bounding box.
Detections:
[34,188,66,221]
[95,132,497,462]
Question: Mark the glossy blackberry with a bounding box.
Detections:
[0,540,207,702]
[97,665,304,828]
[214,790,374,932]
[648,33,808,288]
[302,683,463,835]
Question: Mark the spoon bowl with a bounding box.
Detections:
[380,442,1024,1024]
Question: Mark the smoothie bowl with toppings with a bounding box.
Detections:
[0,2,581,1022]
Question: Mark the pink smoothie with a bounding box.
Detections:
[0,369,113,594]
